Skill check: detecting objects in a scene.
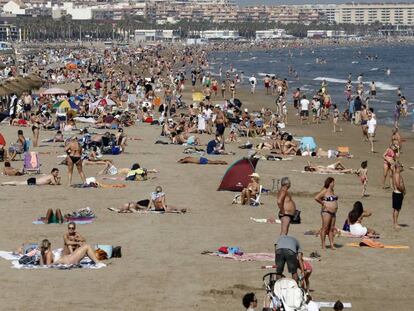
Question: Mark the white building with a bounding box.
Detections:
[255,29,287,40]
[307,30,346,39]
[200,30,239,39]
[335,3,414,25]
[134,29,179,42]
[3,0,26,15]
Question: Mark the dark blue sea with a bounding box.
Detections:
[209,44,414,130]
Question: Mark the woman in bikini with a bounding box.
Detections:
[39,239,102,266]
[64,136,87,186]
[30,112,42,148]
[315,177,338,250]
[382,144,398,189]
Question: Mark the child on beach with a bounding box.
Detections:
[332,104,342,132]
[356,161,368,197]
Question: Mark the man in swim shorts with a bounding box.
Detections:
[392,162,405,229]
[177,156,227,165]
[275,235,305,285]
[1,168,61,186]
[277,177,297,236]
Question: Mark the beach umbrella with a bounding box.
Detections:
[65,63,78,70]
[192,92,204,102]
[0,133,6,146]
[53,99,79,111]
[0,85,10,96]
[41,87,68,95]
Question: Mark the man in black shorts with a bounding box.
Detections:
[275,235,305,284]
[392,162,405,229]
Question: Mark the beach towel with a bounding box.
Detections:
[0,249,106,269]
[33,216,95,225]
[295,170,346,175]
[250,217,281,224]
[205,252,275,262]
[347,239,409,249]
[316,302,352,308]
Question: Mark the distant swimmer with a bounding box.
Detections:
[386,68,391,76]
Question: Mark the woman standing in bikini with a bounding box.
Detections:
[30,112,42,147]
[64,136,87,186]
[382,144,398,189]
[315,177,338,250]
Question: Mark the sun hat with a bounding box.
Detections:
[249,173,260,179]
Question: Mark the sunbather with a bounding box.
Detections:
[304,161,354,174]
[109,186,186,213]
[3,161,23,176]
[40,239,101,266]
[43,208,64,224]
[240,173,260,205]
[65,136,87,186]
[346,201,378,237]
[1,168,61,186]
[177,156,227,165]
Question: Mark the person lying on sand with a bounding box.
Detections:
[3,161,24,176]
[1,168,61,186]
[39,239,103,267]
[177,156,227,165]
[108,186,186,213]
[304,161,354,174]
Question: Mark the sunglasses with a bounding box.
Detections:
[68,227,75,230]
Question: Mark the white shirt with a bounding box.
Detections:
[367,117,377,134]
[249,76,257,85]
[300,98,310,111]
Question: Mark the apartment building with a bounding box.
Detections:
[335,3,414,25]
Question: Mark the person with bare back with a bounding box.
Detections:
[277,177,296,236]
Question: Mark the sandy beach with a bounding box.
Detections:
[0,61,413,311]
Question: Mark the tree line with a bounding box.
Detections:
[13,15,385,41]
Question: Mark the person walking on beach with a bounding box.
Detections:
[367,108,377,153]
[64,136,87,186]
[264,75,271,95]
[277,177,296,235]
[392,162,405,229]
[332,104,342,133]
[299,95,310,125]
[249,75,257,94]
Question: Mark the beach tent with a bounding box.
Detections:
[0,133,6,146]
[192,92,204,102]
[53,100,78,112]
[218,157,259,191]
[41,87,68,95]
[89,98,117,111]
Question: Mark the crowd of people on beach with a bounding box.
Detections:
[0,41,410,310]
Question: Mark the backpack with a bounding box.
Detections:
[18,254,40,265]
[273,279,307,311]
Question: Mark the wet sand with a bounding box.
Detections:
[0,85,413,310]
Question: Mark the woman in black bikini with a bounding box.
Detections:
[315,177,338,250]
[30,112,42,148]
[64,136,87,186]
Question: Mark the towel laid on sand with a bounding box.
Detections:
[250,217,281,224]
[0,249,106,269]
[347,238,409,249]
[33,217,95,225]
[316,302,352,308]
[207,252,275,262]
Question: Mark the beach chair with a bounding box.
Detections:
[250,185,263,206]
[232,185,263,207]
[23,151,41,174]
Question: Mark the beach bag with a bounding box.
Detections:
[273,278,306,311]
[111,146,121,155]
[112,246,122,258]
[292,210,301,224]
[19,255,39,265]
[27,177,36,186]
[300,137,316,152]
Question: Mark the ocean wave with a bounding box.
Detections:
[313,77,398,91]
[370,68,379,71]
[258,72,276,77]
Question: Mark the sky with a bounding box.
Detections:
[237,0,414,5]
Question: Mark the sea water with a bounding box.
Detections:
[210,44,414,130]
